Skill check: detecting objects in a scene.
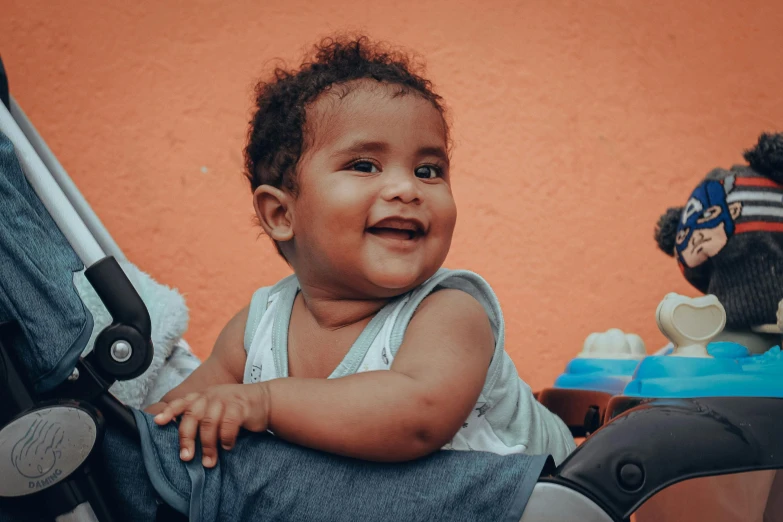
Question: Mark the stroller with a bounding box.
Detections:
[1,57,782,522]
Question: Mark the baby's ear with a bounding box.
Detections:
[253,185,294,242]
[744,132,783,183]
[654,207,683,257]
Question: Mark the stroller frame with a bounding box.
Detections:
[0,59,185,521]
[1,57,782,522]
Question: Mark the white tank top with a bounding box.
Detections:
[243,269,575,465]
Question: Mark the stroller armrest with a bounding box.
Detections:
[547,396,783,521]
[85,256,151,338]
[83,256,154,381]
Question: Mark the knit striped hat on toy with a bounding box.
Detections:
[654,133,783,330]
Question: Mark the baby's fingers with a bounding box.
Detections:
[199,401,224,468]
[219,403,244,451]
[145,402,168,416]
[154,394,197,425]
[178,395,207,461]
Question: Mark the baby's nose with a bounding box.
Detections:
[380,170,422,204]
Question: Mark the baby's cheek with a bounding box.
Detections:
[446,197,458,230]
[430,195,457,234]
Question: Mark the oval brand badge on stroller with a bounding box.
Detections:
[0,403,100,497]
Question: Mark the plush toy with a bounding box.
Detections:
[654,132,783,351]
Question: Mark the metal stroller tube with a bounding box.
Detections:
[0,102,104,267]
[8,97,127,263]
[0,101,153,382]
[0,88,155,520]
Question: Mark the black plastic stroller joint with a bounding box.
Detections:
[0,261,159,521]
[0,321,129,522]
[84,256,154,381]
[0,253,154,522]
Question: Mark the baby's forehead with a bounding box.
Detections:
[304,81,447,151]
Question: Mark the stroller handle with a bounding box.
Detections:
[0,102,104,267]
[0,55,8,110]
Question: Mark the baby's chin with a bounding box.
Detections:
[362,266,439,297]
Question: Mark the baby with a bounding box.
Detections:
[150,35,575,468]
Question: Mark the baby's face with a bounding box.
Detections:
[288,83,456,298]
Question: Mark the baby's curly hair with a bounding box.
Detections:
[243,34,447,197]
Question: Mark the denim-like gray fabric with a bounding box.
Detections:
[132,410,548,522]
[99,421,162,520]
[0,411,547,521]
[0,130,93,393]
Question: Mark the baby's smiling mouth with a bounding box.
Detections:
[367,217,425,241]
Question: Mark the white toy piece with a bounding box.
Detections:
[655,293,726,358]
[578,329,646,359]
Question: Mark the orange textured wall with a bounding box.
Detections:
[2,0,783,391]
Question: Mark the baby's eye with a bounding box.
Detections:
[414,165,442,179]
[350,161,379,173]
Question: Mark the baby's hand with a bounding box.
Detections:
[144,401,169,415]
[153,383,270,468]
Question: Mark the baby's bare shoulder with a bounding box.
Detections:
[210,305,251,381]
[415,287,488,319]
[402,288,494,353]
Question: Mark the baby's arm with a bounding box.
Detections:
[263,288,494,462]
[144,306,249,414]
